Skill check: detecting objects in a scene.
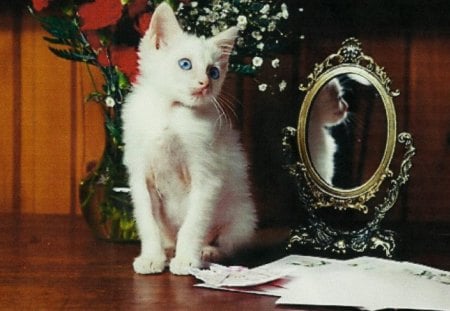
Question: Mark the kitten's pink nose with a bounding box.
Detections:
[198,79,209,88]
[194,80,209,96]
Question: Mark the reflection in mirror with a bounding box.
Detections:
[307,73,387,189]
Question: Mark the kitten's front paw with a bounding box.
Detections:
[133,254,166,274]
[169,255,201,275]
[201,246,222,263]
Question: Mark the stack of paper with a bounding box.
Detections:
[190,255,450,310]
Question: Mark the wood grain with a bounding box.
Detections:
[0,10,15,213]
[407,34,450,222]
[0,213,448,310]
[19,14,73,214]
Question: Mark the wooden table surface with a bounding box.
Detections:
[1,214,449,310]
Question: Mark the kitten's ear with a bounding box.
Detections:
[210,26,239,63]
[146,2,182,49]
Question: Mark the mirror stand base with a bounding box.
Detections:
[282,127,415,260]
[286,224,398,259]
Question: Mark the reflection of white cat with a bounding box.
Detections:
[308,78,349,185]
[122,3,256,275]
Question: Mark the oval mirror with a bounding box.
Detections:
[298,66,397,202]
[306,71,388,190]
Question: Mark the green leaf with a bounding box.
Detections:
[116,69,131,91]
[230,64,256,76]
[48,47,96,63]
[105,117,123,144]
[43,36,71,45]
[38,15,80,42]
[85,91,104,103]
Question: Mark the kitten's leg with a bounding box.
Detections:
[216,199,256,258]
[201,245,222,262]
[169,179,220,275]
[129,172,166,274]
[200,199,256,264]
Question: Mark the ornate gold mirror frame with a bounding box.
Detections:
[282,38,416,257]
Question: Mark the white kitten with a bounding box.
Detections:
[307,78,349,185]
[122,3,256,275]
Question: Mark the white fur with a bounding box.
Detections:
[308,78,348,185]
[122,3,256,275]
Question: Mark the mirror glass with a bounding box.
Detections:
[306,73,387,189]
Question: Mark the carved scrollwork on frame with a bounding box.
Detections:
[283,129,415,257]
[372,132,416,217]
[299,38,400,98]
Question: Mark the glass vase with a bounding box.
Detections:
[79,131,138,242]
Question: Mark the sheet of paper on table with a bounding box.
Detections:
[190,255,450,311]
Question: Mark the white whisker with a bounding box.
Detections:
[218,94,238,122]
[212,96,228,130]
[212,98,223,130]
[214,96,234,130]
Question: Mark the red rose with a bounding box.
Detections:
[127,0,148,18]
[98,46,139,83]
[85,31,103,52]
[79,0,123,31]
[32,0,50,11]
[112,47,139,83]
[135,13,152,36]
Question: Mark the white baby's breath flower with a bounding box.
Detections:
[271,58,280,68]
[268,21,276,32]
[281,3,289,19]
[98,174,108,185]
[252,56,263,67]
[237,15,248,30]
[105,96,115,108]
[279,80,287,92]
[251,31,263,41]
[256,42,264,50]
[258,83,268,92]
[191,1,198,8]
[260,4,270,14]
[211,25,220,36]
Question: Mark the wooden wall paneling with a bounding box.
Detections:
[78,64,105,172]
[74,63,105,215]
[361,37,410,221]
[0,11,15,213]
[243,53,303,228]
[19,15,73,214]
[407,33,450,222]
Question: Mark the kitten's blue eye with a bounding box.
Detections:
[178,58,192,70]
[208,66,220,80]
